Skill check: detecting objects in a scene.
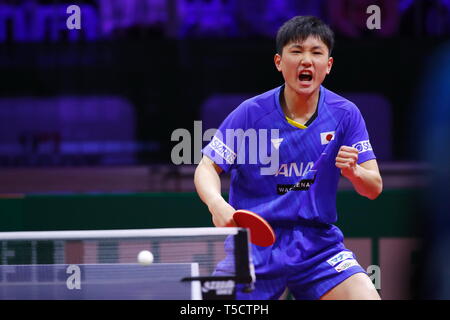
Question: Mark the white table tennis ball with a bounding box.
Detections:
[137,250,154,265]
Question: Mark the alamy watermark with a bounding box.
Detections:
[63,263,381,291]
[66,5,81,30]
[368,264,381,290]
[170,121,281,175]
[366,5,381,30]
[66,264,81,290]
[65,4,382,34]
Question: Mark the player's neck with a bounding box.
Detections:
[282,85,319,124]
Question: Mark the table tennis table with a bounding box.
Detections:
[0,263,201,300]
[0,228,253,300]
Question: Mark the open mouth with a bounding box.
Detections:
[299,74,312,81]
[298,71,313,82]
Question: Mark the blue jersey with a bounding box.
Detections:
[202,85,376,225]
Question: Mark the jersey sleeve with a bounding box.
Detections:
[342,104,376,164]
[201,102,249,172]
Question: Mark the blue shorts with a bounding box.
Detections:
[215,221,367,300]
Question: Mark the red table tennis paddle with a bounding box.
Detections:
[233,209,275,247]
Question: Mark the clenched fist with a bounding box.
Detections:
[335,146,360,179]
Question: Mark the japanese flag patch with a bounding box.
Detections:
[320,131,335,145]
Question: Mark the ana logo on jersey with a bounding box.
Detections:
[320,131,335,145]
[275,161,314,177]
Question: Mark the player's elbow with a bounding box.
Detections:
[194,157,221,189]
[193,161,205,189]
[367,177,383,200]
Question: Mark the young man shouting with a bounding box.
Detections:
[195,16,382,300]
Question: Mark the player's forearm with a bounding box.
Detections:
[194,158,236,227]
[346,165,383,200]
[194,159,224,209]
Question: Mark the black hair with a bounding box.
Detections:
[276,16,335,56]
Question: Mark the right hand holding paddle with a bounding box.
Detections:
[208,197,237,227]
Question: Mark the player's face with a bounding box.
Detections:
[274,36,333,97]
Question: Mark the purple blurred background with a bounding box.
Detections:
[0,0,448,168]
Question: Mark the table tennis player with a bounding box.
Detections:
[195,16,382,300]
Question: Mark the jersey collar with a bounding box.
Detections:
[276,84,324,130]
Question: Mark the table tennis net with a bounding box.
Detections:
[0,228,253,300]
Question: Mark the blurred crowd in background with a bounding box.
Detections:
[0,0,449,168]
[1,0,449,42]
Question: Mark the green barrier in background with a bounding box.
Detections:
[0,189,425,299]
[0,189,422,237]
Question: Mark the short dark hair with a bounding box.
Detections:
[276,16,335,56]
